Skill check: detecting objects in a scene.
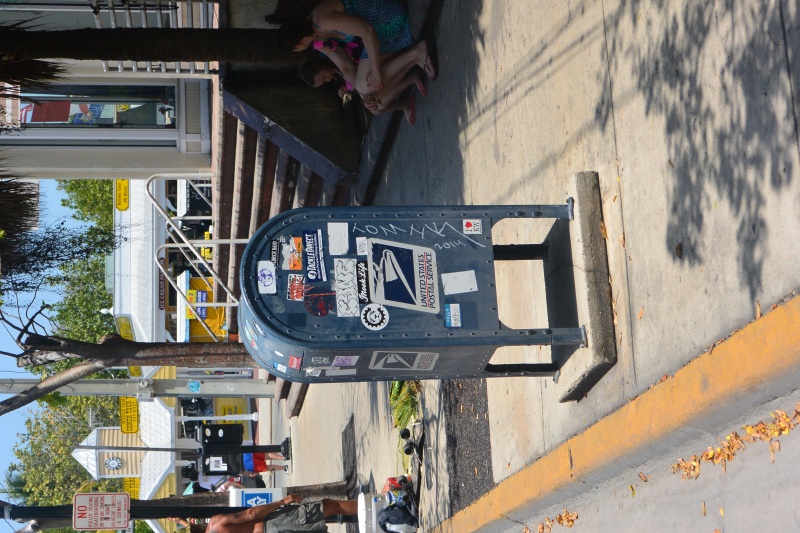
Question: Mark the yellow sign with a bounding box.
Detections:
[122,478,140,499]
[128,366,142,377]
[119,397,139,434]
[115,315,135,341]
[185,278,226,342]
[115,179,129,211]
[186,289,198,320]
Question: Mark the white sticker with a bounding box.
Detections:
[444,303,462,327]
[369,351,439,371]
[328,222,349,255]
[361,303,389,330]
[441,270,478,295]
[334,258,360,317]
[209,457,227,471]
[276,364,287,373]
[326,368,358,376]
[257,261,277,294]
[356,237,368,255]
[367,239,439,313]
[332,355,360,366]
[462,219,483,234]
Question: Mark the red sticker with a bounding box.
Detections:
[289,356,302,370]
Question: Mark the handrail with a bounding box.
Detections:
[155,243,244,342]
[147,172,250,343]
[146,173,241,304]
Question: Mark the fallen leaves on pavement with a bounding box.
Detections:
[673,403,800,479]
[534,510,578,531]
[555,509,578,528]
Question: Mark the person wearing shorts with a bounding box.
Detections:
[262,501,327,532]
[177,495,358,533]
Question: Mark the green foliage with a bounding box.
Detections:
[389,380,421,430]
[11,395,122,506]
[135,521,155,533]
[50,255,115,343]
[57,179,114,232]
[39,391,71,409]
[1,464,31,503]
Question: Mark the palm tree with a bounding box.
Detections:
[0,177,39,241]
[0,59,64,103]
[2,466,31,504]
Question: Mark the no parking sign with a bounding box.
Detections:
[73,492,130,530]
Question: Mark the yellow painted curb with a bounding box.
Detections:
[430,294,800,533]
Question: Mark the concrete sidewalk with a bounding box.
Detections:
[259,0,800,531]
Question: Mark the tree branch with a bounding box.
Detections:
[0,359,109,416]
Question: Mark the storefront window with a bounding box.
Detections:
[19,84,176,128]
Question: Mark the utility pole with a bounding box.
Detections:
[2,481,350,529]
[0,378,275,399]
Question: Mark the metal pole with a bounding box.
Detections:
[176,413,258,422]
[0,378,275,398]
[73,444,199,452]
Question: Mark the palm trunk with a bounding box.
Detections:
[3,28,298,65]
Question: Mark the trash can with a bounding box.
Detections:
[238,204,586,383]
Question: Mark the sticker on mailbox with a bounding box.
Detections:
[367,239,439,313]
[257,261,277,294]
[369,351,439,371]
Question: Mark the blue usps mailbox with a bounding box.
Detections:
[238,204,586,383]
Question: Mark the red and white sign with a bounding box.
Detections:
[462,219,483,234]
[73,492,130,530]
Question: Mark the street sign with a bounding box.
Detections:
[115,179,129,211]
[228,488,286,507]
[119,397,139,434]
[73,492,130,530]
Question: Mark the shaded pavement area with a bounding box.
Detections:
[264,0,800,531]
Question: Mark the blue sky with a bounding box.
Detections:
[1,180,76,533]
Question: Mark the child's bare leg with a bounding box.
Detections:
[357,41,429,94]
[370,70,422,109]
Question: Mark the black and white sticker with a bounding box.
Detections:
[333,258,360,317]
[256,260,277,294]
[356,260,370,303]
[360,303,389,330]
[303,229,327,282]
[367,239,439,313]
[368,351,439,371]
